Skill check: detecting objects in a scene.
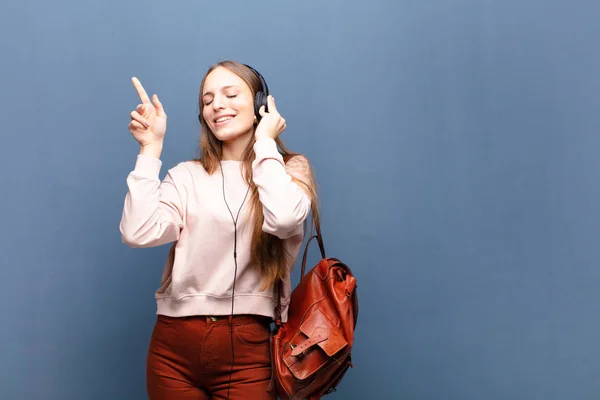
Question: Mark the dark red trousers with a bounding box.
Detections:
[146,314,276,400]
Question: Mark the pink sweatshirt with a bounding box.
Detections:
[119,138,312,323]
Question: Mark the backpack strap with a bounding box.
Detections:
[274,209,325,328]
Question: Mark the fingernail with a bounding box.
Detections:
[144,122,150,128]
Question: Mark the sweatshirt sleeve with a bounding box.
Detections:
[119,154,185,248]
[251,138,312,239]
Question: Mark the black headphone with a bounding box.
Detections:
[243,64,269,121]
[198,64,269,122]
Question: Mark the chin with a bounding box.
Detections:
[212,126,253,142]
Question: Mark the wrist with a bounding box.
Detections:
[254,130,275,141]
[140,142,163,159]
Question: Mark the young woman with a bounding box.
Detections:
[119,60,318,399]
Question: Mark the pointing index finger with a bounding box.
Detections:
[132,77,151,104]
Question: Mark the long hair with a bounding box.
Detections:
[196,60,320,290]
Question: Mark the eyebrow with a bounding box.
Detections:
[202,85,239,98]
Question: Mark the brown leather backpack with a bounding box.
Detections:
[267,222,359,400]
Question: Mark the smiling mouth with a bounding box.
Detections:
[214,115,235,125]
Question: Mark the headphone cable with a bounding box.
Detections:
[220,160,251,400]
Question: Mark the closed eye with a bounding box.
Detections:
[204,95,237,106]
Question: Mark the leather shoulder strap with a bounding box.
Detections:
[274,210,325,327]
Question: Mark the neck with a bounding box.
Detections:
[221,130,253,161]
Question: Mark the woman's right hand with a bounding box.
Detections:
[128,77,167,147]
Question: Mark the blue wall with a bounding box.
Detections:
[1,0,599,399]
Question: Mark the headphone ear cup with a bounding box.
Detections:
[254,91,268,121]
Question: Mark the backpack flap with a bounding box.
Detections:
[284,309,348,380]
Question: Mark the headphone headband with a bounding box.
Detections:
[243,64,269,98]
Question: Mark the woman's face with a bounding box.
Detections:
[201,66,256,143]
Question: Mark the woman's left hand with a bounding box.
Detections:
[255,95,287,140]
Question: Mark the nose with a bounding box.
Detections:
[212,94,226,110]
